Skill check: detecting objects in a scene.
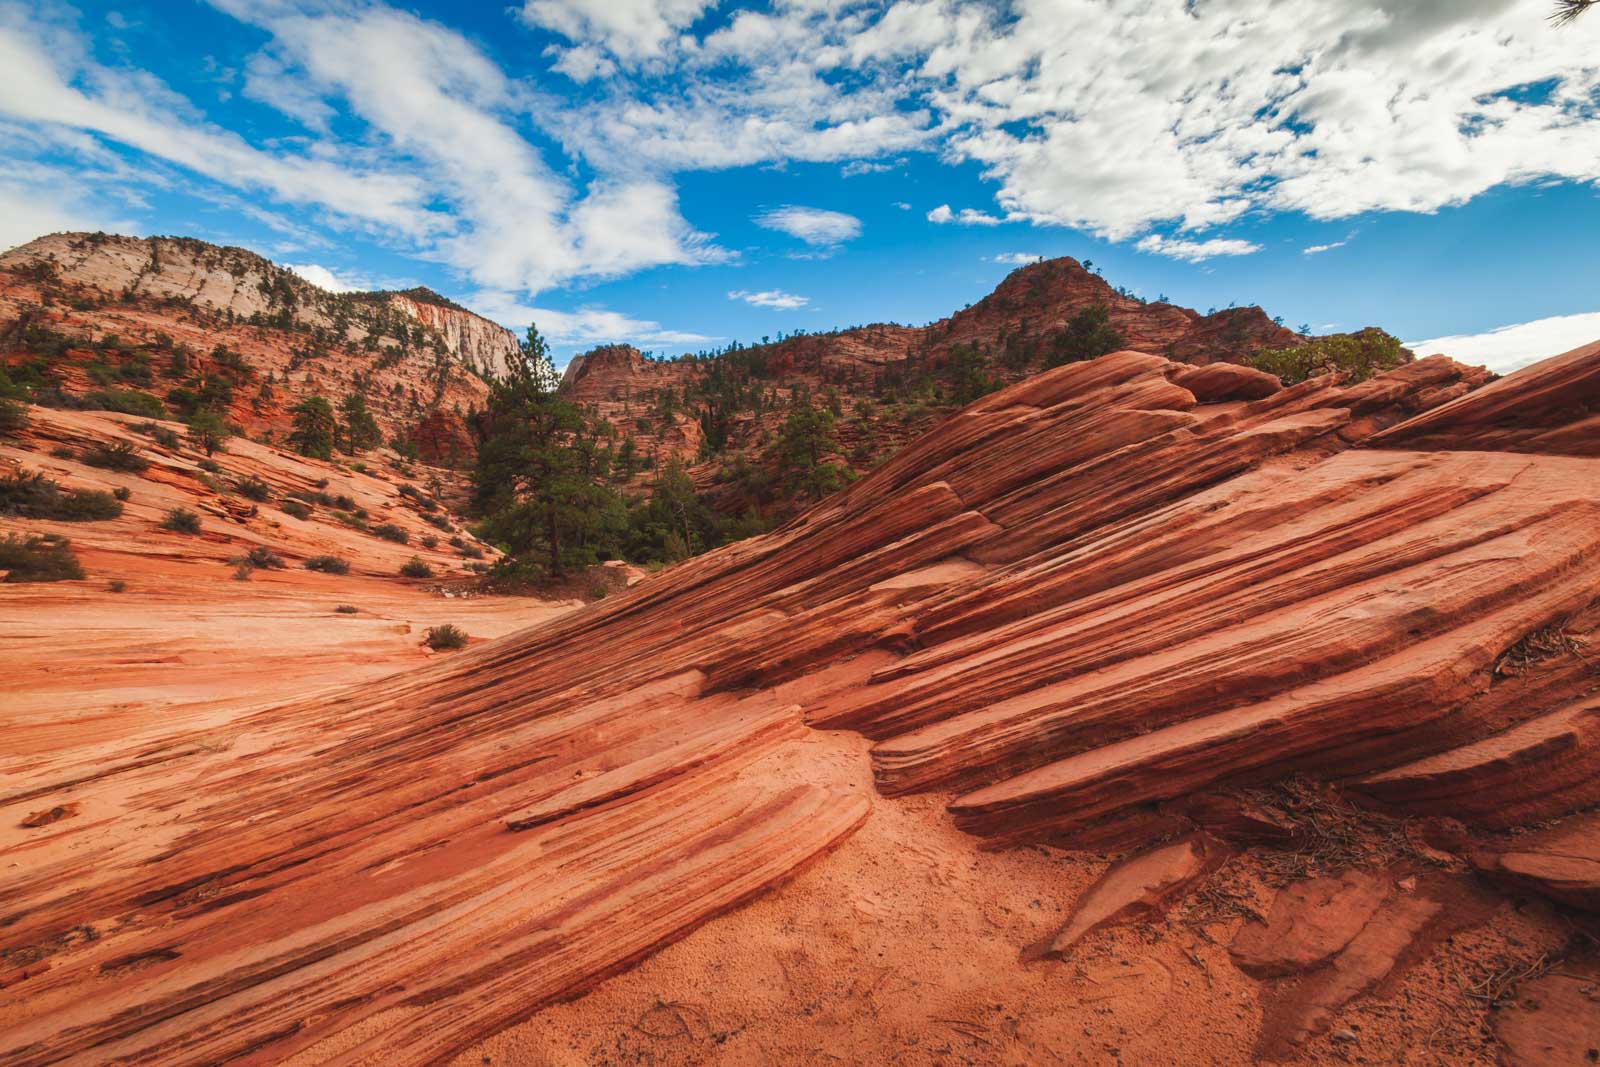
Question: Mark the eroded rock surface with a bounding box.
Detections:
[4,340,1600,1063]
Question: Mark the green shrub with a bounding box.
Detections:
[280,499,312,520]
[0,533,84,582]
[0,396,29,436]
[424,624,467,650]
[84,441,150,473]
[113,486,131,501]
[232,562,254,581]
[399,556,433,579]
[420,535,439,549]
[236,476,272,502]
[50,446,76,460]
[303,555,350,574]
[458,541,485,560]
[425,512,452,532]
[0,472,123,520]
[373,522,408,544]
[197,458,221,474]
[137,422,180,448]
[238,545,286,570]
[85,388,166,419]
[1245,328,1405,386]
[160,507,202,534]
[108,579,127,593]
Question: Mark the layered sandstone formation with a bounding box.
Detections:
[4,341,1600,1064]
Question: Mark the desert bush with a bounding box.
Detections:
[0,396,26,437]
[238,545,286,570]
[108,579,126,593]
[137,422,181,448]
[113,486,131,501]
[0,533,84,582]
[424,624,467,650]
[425,512,452,532]
[197,458,221,474]
[373,522,408,544]
[85,388,166,419]
[160,507,202,534]
[84,441,150,473]
[50,446,76,460]
[280,499,312,520]
[420,534,439,549]
[232,562,253,581]
[0,472,123,520]
[399,556,434,579]
[236,476,272,502]
[303,554,351,574]
[334,604,359,614]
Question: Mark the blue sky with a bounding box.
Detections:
[1,0,1597,370]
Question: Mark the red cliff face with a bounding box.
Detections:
[0,234,508,448]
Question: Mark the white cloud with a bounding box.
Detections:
[1406,312,1600,374]
[990,252,1044,265]
[892,201,912,210]
[841,159,895,177]
[729,288,809,310]
[753,205,861,246]
[1303,240,1349,255]
[287,263,362,292]
[519,0,715,60]
[927,203,1004,226]
[472,290,712,350]
[1135,234,1263,262]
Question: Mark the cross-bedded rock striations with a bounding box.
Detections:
[4,339,1599,1063]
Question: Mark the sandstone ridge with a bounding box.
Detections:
[4,341,1600,1063]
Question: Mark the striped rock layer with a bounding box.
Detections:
[5,342,1600,1063]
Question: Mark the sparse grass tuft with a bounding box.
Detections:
[372,522,408,544]
[84,441,149,473]
[424,624,467,651]
[160,507,202,534]
[236,476,272,502]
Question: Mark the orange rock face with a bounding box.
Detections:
[3,339,1600,1062]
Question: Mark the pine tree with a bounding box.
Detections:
[187,409,231,456]
[339,392,382,454]
[289,396,336,459]
[775,397,845,501]
[473,326,613,578]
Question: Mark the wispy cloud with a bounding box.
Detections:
[927,204,1003,226]
[753,205,861,247]
[989,252,1044,265]
[729,287,808,310]
[1135,234,1262,263]
[1303,239,1349,255]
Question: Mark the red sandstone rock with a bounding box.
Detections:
[3,338,1599,1064]
[1230,869,1392,978]
[1469,811,1600,912]
[1027,834,1225,960]
[1494,955,1600,1066]
[1169,362,1283,401]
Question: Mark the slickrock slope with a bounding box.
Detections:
[5,342,1600,1064]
